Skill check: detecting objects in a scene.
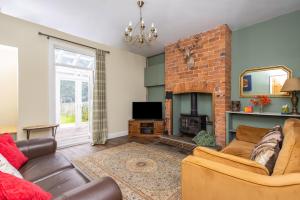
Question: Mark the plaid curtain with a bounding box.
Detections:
[92,49,108,144]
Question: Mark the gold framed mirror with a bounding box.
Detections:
[240,65,292,98]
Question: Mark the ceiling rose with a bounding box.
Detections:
[124,0,158,47]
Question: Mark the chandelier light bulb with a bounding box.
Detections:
[153,29,158,38]
[129,21,132,26]
[128,26,133,32]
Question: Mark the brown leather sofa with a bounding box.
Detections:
[182,118,300,200]
[16,138,122,200]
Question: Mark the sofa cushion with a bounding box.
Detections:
[273,118,300,175]
[0,153,23,179]
[236,125,269,144]
[221,139,256,159]
[194,147,269,175]
[0,171,52,200]
[19,152,72,182]
[250,125,283,174]
[0,134,28,169]
[0,133,15,144]
[35,168,89,198]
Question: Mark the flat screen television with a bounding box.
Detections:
[132,102,162,120]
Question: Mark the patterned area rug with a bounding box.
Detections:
[73,142,186,200]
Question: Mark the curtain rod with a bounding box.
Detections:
[38,32,110,54]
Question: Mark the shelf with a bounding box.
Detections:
[226,111,300,118]
[225,111,300,145]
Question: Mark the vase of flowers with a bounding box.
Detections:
[250,95,272,112]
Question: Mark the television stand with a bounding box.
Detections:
[128,119,164,138]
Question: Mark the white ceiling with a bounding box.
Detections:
[0,0,300,57]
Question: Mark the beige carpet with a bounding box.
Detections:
[73,142,186,200]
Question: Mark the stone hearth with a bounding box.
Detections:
[164,24,231,146]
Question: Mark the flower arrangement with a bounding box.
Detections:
[250,95,272,112]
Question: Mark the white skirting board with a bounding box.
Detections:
[108,131,128,139]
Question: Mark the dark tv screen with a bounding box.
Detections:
[132,102,162,120]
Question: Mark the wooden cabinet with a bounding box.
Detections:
[128,120,164,138]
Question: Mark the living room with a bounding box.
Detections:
[0,0,300,200]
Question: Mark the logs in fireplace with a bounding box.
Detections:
[179,93,208,136]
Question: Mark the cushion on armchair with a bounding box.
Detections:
[236,125,269,144]
[193,147,269,175]
[221,139,256,159]
[250,125,283,174]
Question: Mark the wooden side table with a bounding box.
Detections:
[23,124,59,140]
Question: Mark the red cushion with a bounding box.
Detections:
[0,134,28,169]
[0,133,14,145]
[0,171,52,200]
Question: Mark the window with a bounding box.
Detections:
[55,48,95,69]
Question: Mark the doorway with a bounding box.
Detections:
[0,44,18,136]
[53,46,95,147]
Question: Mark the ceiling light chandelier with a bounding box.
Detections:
[124,0,158,46]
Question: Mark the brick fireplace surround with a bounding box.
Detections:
[165,24,231,146]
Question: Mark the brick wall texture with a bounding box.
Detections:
[164,24,231,146]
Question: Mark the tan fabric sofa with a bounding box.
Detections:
[182,118,300,200]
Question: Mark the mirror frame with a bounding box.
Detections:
[239,65,293,98]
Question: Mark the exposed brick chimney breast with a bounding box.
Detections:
[164,24,231,146]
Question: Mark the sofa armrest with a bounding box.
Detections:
[54,177,122,200]
[16,138,57,160]
[193,146,269,175]
[182,156,300,200]
[236,125,269,143]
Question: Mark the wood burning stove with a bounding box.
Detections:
[179,93,208,135]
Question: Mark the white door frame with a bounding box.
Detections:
[49,39,95,140]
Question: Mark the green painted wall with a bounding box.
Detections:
[173,95,181,135]
[230,10,300,130]
[145,54,165,87]
[145,54,165,117]
[145,11,300,132]
[147,85,165,117]
[232,11,300,113]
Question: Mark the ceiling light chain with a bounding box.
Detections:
[124,0,158,47]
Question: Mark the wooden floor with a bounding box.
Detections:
[56,125,90,148]
[58,136,176,161]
